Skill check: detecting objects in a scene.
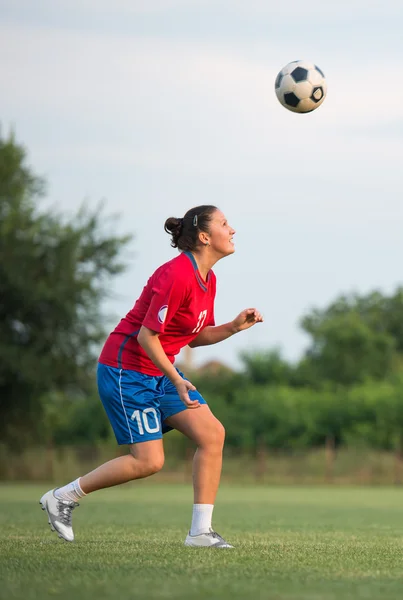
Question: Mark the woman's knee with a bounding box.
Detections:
[216,420,226,445]
[128,446,165,477]
[146,454,165,475]
[200,419,226,451]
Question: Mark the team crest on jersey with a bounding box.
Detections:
[158,305,168,324]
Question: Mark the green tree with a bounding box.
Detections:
[300,294,398,385]
[0,130,132,444]
[239,348,296,386]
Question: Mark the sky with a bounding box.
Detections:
[1,0,403,370]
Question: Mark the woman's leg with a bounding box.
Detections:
[165,405,225,505]
[164,404,232,546]
[40,439,164,542]
[40,364,167,541]
[80,439,165,493]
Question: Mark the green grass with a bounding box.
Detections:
[1,483,403,599]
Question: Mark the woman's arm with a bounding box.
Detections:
[189,308,264,348]
[188,323,236,347]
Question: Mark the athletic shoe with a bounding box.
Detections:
[39,489,78,542]
[184,528,234,548]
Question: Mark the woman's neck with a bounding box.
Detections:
[189,249,218,280]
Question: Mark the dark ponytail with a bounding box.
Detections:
[164,205,217,251]
[164,217,184,247]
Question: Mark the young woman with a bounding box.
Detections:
[40,205,263,548]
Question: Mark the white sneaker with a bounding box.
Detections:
[184,528,234,548]
[39,489,79,542]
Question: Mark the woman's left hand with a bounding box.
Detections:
[232,308,264,332]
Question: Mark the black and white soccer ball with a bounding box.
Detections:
[275,60,327,114]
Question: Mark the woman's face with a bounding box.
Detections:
[204,210,236,257]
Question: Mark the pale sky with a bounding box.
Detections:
[1,0,403,369]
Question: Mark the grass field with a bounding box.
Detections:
[1,483,403,600]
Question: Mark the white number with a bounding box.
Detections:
[130,408,160,435]
[192,310,207,334]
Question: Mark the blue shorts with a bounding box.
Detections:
[97,363,207,445]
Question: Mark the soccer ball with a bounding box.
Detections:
[275,60,327,113]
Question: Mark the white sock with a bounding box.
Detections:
[190,503,214,536]
[54,478,86,502]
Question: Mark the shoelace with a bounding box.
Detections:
[57,500,79,526]
[208,529,227,543]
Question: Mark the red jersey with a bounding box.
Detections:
[98,251,216,375]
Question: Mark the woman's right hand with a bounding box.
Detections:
[175,378,200,409]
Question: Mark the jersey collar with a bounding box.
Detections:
[183,251,209,292]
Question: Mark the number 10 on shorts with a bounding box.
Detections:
[130,408,160,435]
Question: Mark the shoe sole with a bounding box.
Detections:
[39,499,73,542]
[184,541,234,548]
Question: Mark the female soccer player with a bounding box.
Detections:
[40,205,263,548]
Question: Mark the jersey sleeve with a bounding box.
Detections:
[142,267,187,333]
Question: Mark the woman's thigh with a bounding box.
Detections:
[164,404,225,447]
[159,370,207,434]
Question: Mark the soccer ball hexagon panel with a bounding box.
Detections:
[275,61,327,113]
